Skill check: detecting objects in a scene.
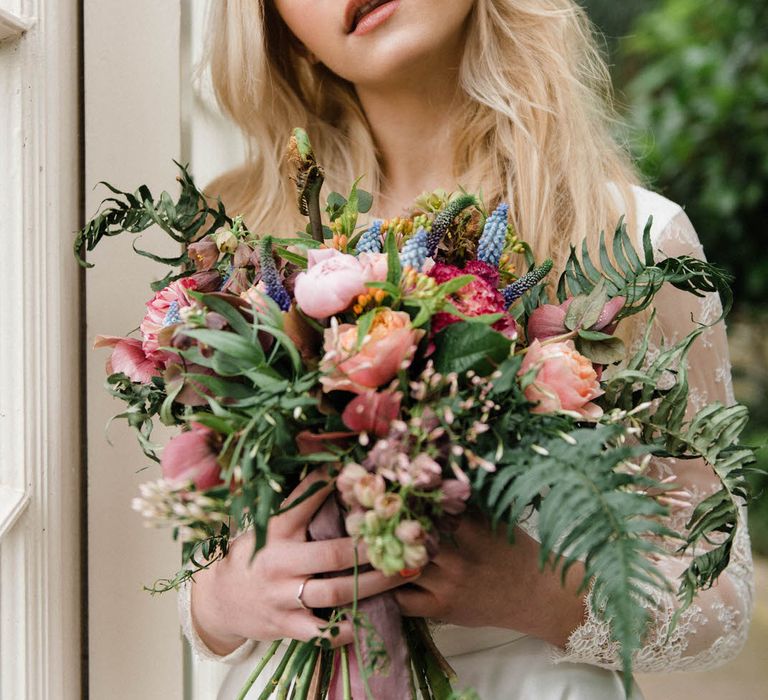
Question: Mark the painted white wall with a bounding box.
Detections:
[0,0,81,698]
[84,2,185,697]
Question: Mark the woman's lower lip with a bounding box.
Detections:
[351,0,401,36]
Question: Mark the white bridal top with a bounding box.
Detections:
[177,187,753,699]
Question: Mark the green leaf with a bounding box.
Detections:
[182,328,265,366]
[432,322,512,375]
[357,189,373,214]
[385,229,401,285]
[575,335,626,364]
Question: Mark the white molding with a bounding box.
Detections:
[0,0,81,698]
[0,485,30,539]
[0,8,33,41]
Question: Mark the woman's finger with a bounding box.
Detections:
[294,538,369,575]
[284,612,355,648]
[299,569,420,610]
[268,470,335,539]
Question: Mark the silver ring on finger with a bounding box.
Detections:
[296,576,312,612]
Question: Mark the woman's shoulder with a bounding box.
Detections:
[608,182,688,248]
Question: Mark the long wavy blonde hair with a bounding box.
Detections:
[205,0,640,269]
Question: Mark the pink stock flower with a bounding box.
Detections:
[440,479,471,515]
[408,454,443,489]
[320,309,425,394]
[374,493,403,519]
[527,296,625,344]
[294,248,369,319]
[520,339,604,418]
[140,277,198,357]
[342,390,403,437]
[161,423,223,491]
[94,335,162,384]
[353,473,386,508]
[395,520,427,545]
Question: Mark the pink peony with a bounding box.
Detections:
[293,248,369,319]
[358,252,389,282]
[520,339,604,418]
[140,278,198,356]
[161,423,223,490]
[342,390,403,437]
[320,309,425,394]
[527,296,625,344]
[94,335,162,384]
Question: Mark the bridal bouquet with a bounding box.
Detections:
[76,129,753,699]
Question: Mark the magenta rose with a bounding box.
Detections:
[320,309,425,394]
[161,423,223,490]
[293,248,369,319]
[519,339,604,418]
[427,261,517,336]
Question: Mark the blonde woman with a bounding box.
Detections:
[179,1,754,697]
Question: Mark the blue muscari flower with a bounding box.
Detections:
[399,227,429,271]
[260,239,292,311]
[163,300,182,327]
[356,219,383,254]
[477,203,509,268]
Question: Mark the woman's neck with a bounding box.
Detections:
[354,47,465,218]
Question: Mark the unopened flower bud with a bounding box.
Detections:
[215,229,238,254]
[403,544,428,569]
[395,519,426,545]
[345,510,366,536]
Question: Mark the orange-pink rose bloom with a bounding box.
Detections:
[520,339,604,419]
[321,309,425,394]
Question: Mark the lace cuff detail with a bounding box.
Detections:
[178,578,257,664]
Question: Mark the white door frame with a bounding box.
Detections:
[0,0,81,698]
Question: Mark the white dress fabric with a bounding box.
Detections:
[177,186,754,699]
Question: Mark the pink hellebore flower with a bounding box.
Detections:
[320,309,425,394]
[94,335,161,384]
[520,339,604,419]
[527,296,625,344]
[341,390,403,437]
[440,479,471,515]
[293,248,369,319]
[161,423,223,491]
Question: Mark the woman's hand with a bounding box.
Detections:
[393,515,588,648]
[191,471,417,656]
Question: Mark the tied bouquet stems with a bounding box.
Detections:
[76,128,755,698]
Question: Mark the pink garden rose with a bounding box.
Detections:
[320,309,425,394]
[294,248,369,319]
[527,296,625,344]
[520,339,604,418]
[140,277,198,357]
[94,335,162,384]
[342,390,403,437]
[161,423,223,490]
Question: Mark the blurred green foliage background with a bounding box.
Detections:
[582,0,768,553]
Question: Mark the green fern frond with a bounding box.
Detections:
[473,424,671,692]
[556,217,733,321]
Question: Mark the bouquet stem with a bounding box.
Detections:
[237,640,282,700]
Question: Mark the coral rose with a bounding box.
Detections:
[320,309,425,394]
[161,423,223,490]
[293,248,369,319]
[520,340,604,418]
[342,390,403,437]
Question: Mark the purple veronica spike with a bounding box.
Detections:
[259,238,292,311]
[502,259,554,308]
[399,227,429,271]
[477,203,509,268]
[356,219,383,254]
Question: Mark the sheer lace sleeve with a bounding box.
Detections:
[178,578,257,664]
[555,207,754,672]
